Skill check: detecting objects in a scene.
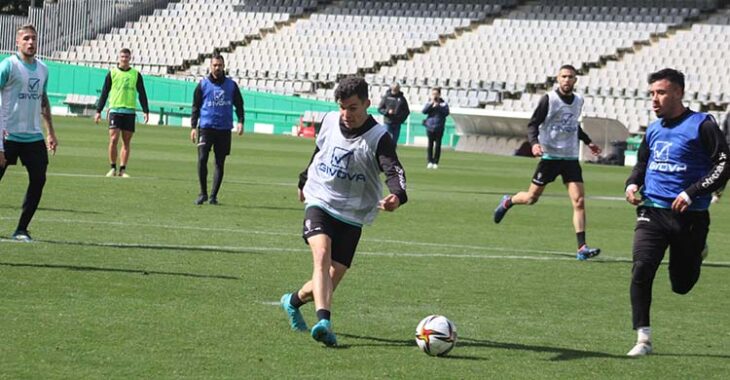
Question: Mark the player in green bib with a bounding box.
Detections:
[95,48,149,177]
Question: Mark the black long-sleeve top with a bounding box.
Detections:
[298,115,408,205]
[377,90,410,125]
[96,67,149,113]
[190,74,245,128]
[527,92,591,146]
[626,109,730,199]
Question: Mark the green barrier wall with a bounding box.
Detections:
[0,53,457,146]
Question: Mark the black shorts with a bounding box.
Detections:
[632,206,708,278]
[198,128,232,157]
[2,139,48,168]
[302,206,362,268]
[109,113,136,133]
[531,159,583,186]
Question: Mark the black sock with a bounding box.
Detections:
[110,163,117,170]
[316,309,331,321]
[290,292,305,308]
[119,165,126,172]
[577,231,586,248]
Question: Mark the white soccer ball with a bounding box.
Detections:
[415,315,457,356]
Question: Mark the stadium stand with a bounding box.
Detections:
[370,2,707,119]
[5,0,730,147]
[52,0,318,76]
[575,7,730,131]
[184,1,514,98]
[1,0,172,57]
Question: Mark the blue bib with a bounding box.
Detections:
[642,112,713,210]
[199,77,236,130]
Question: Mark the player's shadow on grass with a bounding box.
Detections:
[0,261,239,280]
[457,337,629,361]
[337,333,629,361]
[650,352,730,359]
[538,255,730,269]
[336,333,485,360]
[0,205,101,215]
[36,238,268,256]
[218,204,303,212]
[446,190,588,198]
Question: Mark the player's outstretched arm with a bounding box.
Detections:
[625,136,649,196]
[41,93,57,154]
[625,184,641,206]
[588,142,602,156]
[531,143,543,157]
[190,127,197,143]
[376,133,408,207]
[671,194,690,213]
[378,194,401,212]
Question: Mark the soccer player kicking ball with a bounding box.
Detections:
[280,77,408,347]
[492,65,602,260]
[624,68,729,357]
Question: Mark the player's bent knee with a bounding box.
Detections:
[573,197,585,209]
[526,195,539,205]
[311,248,331,267]
[631,261,657,284]
[671,284,695,295]
[30,174,46,186]
[671,278,698,295]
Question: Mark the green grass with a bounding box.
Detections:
[1,117,728,379]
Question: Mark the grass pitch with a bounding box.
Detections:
[1,117,728,379]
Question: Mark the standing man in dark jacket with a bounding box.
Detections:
[422,87,449,169]
[377,82,410,147]
[190,54,244,205]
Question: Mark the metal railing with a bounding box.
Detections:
[0,0,176,57]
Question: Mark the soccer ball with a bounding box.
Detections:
[415,315,457,356]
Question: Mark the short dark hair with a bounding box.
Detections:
[16,24,36,35]
[432,87,441,93]
[211,53,225,63]
[648,68,685,90]
[119,48,131,55]
[334,76,369,101]
[559,64,578,74]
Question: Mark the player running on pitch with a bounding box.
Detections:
[493,64,602,260]
[279,77,407,347]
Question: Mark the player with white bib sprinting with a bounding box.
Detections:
[493,64,602,260]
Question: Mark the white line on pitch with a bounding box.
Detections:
[7,171,630,200]
[45,171,296,187]
[4,237,730,265]
[5,217,729,265]
[5,170,296,187]
[0,216,578,256]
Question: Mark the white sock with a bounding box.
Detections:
[637,326,651,344]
